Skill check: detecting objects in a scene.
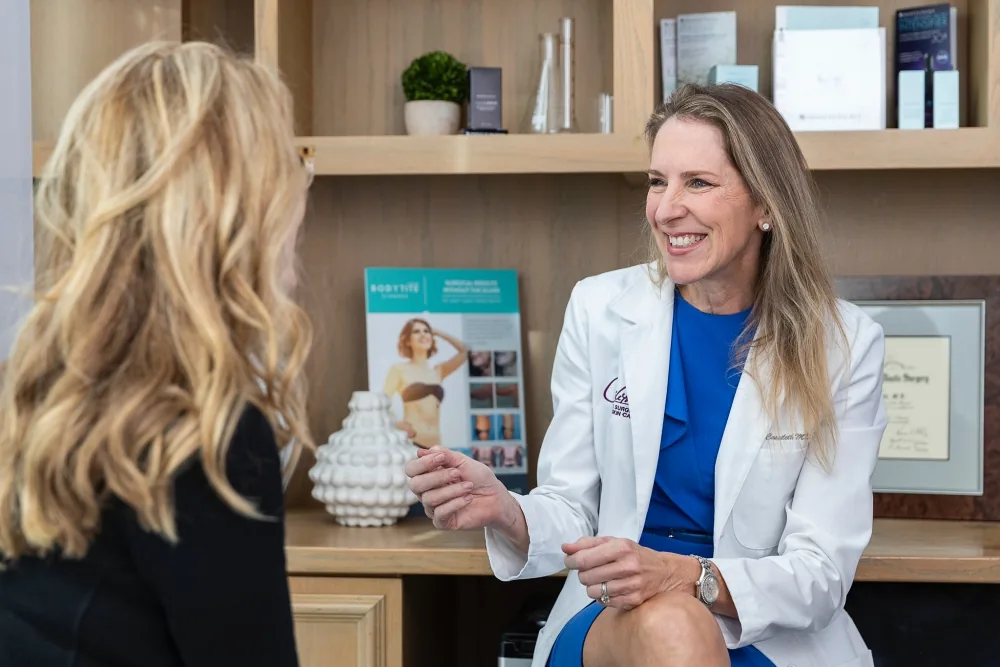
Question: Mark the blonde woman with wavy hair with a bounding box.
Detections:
[0,41,313,666]
[407,83,887,667]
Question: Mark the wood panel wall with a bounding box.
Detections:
[285,167,1000,505]
[182,0,255,55]
[30,0,182,141]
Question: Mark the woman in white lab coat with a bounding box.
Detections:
[405,83,887,667]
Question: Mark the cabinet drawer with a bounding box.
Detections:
[289,576,402,667]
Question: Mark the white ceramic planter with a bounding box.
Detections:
[309,391,418,527]
[404,100,461,135]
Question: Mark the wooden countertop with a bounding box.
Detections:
[284,509,1000,583]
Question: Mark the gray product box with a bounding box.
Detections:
[467,66,503,130]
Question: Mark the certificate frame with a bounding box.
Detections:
[836,275,1000,521]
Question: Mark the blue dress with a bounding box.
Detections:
[547,292,775,667]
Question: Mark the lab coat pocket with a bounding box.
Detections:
[732,442,808,551]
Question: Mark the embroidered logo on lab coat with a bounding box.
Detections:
[603,378,630,419]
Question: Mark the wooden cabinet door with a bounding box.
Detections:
[289,577,402,667]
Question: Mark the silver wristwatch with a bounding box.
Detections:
[691,555,720,607]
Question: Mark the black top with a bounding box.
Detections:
[0,405,299,667]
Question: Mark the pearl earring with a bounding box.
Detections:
[761,222,771,231]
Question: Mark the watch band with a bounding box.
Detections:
[691,555,718,607]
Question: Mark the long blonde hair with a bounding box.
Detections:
[0,41,314,561]
[644,84,846,465]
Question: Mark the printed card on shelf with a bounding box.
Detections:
[660,18,677,101]
[772,27,887,132]
[676,11,736,86]
[364,267,528,494]
[774,4,879,30]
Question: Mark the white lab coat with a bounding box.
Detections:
[484,264,887,667]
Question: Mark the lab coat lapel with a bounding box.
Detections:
[609,272,674,530]
[713,347,773,539]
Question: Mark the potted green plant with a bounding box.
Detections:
[401,50,468,135]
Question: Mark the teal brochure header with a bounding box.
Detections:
[365,267,520,314]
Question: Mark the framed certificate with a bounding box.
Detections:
[836,276,999,521]
[879,334,954,462]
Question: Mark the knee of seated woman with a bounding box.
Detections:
[627,591,721,647]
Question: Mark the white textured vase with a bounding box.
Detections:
[404,100,461,135]
[309,391,418,527]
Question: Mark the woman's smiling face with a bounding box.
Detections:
[644,116,765,292]
[410,321,433,350]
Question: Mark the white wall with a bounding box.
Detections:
[0,0,35,356]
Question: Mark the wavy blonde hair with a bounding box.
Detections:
[644,84,846,466]
[0,41,314,561]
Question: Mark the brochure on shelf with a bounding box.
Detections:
[364,267,528,494]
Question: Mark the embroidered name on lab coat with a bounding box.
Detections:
[603,378,630,419]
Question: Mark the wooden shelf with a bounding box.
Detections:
[284,509,1000,583]
[297,133,646,176]
[298,128,1000,175]
[286,510,492,577]
[31,134,649,177]
[795,127,1000,170]
[34,128,1000,179]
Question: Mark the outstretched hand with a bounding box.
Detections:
[404,447,511,531]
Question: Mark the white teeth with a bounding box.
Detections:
[668,234,706,247]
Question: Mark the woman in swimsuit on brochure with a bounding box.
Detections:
[383,318,468,448]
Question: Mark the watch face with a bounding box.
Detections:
[703,575,720,603]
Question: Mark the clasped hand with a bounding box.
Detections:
[563,536,698,610]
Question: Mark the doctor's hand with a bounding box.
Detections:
[562,537,701,610]
[404,447,515,532]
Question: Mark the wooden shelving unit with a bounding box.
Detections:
[27,2,1000,664]
[31,1,1000,179]
[29,0,1000,505]
[28,0,1000,496]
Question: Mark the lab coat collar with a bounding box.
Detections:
[608,268,773,543]
[714,350,772,538]
[609,269,675,530]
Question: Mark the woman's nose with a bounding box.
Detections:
[654,189,686,224]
